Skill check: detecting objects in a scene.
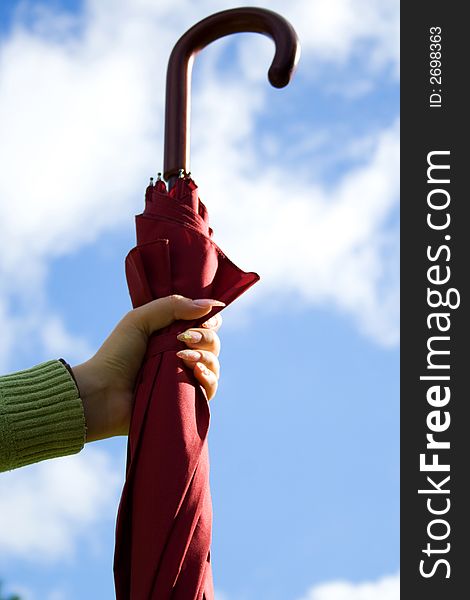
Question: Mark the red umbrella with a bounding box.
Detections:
[113,7,300,599]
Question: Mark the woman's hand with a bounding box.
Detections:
[71,295,224,443]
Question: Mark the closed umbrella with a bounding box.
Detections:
[113,7,300,599]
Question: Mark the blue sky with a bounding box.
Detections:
[0,1,399,599]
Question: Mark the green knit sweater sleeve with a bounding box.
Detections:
[0,360,86,473]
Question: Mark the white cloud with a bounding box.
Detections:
[0,446,121,562]
[39,313,94,362]
[0,298,16,371]
[298,572,399,600]
[1,0,165,370]
[232,0,399,84]
[191,114,399,346]
[0,0,399,372]
[288,0,399,74]
[0,290,95,372]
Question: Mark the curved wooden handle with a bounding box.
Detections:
[163,7,300,185]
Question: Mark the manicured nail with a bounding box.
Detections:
[196,362,211,376]
[176,350,201,361]
[192,299,225,307]
[202,316,218,328]
[177,330,202,343]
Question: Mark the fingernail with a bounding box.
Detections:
[202,316,218,328]
[176,350,201,361]
[192,299,225,307]
[196,362,211,376]
[177,330,202,342]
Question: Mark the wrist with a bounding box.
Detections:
[71,360,113,443]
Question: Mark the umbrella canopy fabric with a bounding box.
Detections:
[113,174,260,599]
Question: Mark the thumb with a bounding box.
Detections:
[130,294,225,337]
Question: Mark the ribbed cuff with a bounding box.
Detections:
[0,360,86,472]
[58,357,80,390]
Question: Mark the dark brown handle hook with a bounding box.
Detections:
[163,7,300,185]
